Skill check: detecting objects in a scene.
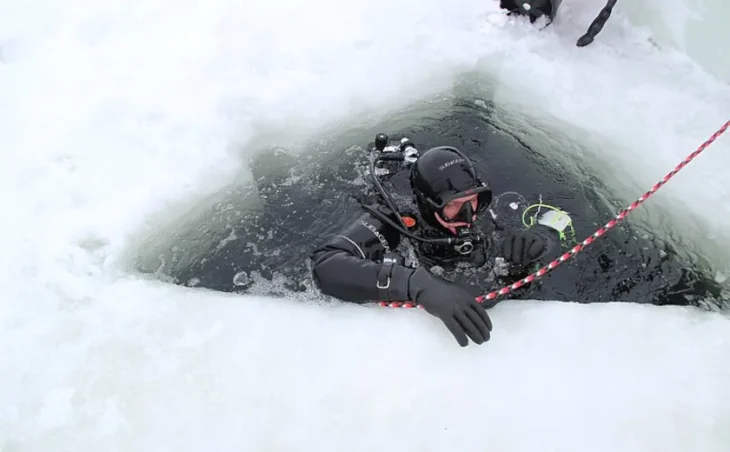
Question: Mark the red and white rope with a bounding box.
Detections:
[379,120,730,309]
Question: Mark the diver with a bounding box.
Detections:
[500,0,618,47]
[310,134,575,347]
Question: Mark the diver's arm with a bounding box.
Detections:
[312,211,493,346]
[312,211,494,346]
[310,212,413,303]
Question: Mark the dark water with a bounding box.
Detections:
[134,98,726,308]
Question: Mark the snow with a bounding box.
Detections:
[1,0,729,450]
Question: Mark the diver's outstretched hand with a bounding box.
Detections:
[501,228,548,267]
[408,267,492,347]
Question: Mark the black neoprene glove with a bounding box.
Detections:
[407,267,492,347]
[501,227,550,267]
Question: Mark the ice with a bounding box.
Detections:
[1,0,729,450]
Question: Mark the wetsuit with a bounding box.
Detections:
[309,143,568,347]
[310,200,562,307]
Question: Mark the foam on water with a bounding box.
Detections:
[1,0,729,450]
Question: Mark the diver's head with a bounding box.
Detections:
[410,146,492,239]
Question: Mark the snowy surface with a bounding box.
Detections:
[1,0,729,451]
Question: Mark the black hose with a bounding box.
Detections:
[367,153,458,246]
[362,204,456,246]
[576,0,618,47]
[369,154,409,230]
